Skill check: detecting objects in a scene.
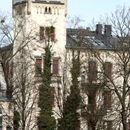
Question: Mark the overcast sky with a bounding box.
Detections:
[0,0,130,26]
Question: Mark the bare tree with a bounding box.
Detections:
[13,48,38,130]
[0,15,39,130]
[87,7,130,130]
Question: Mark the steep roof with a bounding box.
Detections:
[66,25,118,50]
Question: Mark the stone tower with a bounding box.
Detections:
[12,0,67,130]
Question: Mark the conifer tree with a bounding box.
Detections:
[58,50,81,130]
[37,45,56,130]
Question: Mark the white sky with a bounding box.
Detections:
[0,0,130,26]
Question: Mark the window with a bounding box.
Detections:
[104,62,112,80]
[88,61,97,82]
[35,58,43,74]
[103,90,112,109]
[106,121,112,130]
[53,58,59,75]
[88,91,96,107]
[44,7,52,14]
[45,7,48,13]
[51,87,56,107]
[6,126,11,130]
[40,26,55,42]
[128,119,130,130]
[40,27,45,40]
[0,109,2,129]
[48,7,52,14]
[16,5,22,15]
[45,26,55,42]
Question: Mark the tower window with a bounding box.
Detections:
[44,7,52,14]
[48,7,52,14]
[45,7,48,13]
[35,58,43,75]
[35,57,59,76]
[40,26,55,42]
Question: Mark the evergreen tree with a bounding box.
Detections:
[13,110,20,130]
[58,50,81,130]
[37,45,56,130]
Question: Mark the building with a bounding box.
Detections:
[13,0,67,130]
[0,46,13,130]
[66,25,130,130]
[11,0,130,130]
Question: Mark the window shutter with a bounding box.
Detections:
[45,27,50,38]
[51,87,56,107]
[104,62,112,80]
[50,26,55,42]
[40,26,55,42]
[88,91,96,105]
[36,59,42,68]
[128,119,130,130]
[53,59,59,75]
[107,121,112,130]
[75,120,80,130]
[35,58,42,74]
[0,109,2,127]
[104,90,112,108]
[88,61,97,82]
[40,27,44,40]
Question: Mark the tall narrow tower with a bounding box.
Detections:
[12,1,67,129]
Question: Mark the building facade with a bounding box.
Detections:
[12,0,130,130]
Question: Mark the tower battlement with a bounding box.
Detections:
[13,0,64,5]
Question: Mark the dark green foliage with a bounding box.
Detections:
[58,51,81,130]
[13,110,20,130]
[37,45,56,130]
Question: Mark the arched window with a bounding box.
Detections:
[48,7,51,14]
[45,7,48,13]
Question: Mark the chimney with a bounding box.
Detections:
[27,0,31,15]
[96,24,102,35]
[104,25,112,37]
